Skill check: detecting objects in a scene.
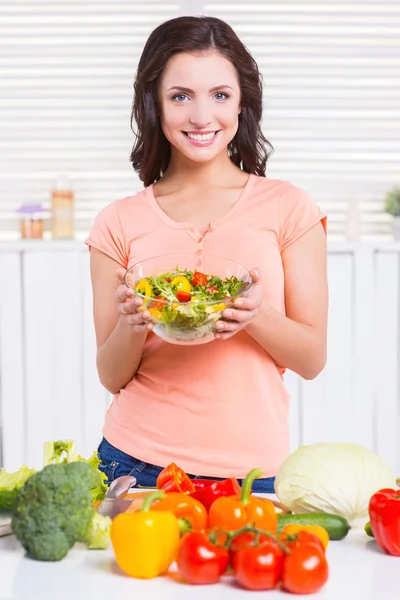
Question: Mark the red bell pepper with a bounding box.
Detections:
[369,487,400,556]
[190,477,241,511]
[156,463,195,494]
[191,479,220,491]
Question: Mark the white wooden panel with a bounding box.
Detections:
[374,252,399,474]
[81,250,109,458]
[351,248,375,449]
[302,253,353,444]
[51,251,82,446]
[285,369,301,452]
[0,252,25,471]
[23,252,55,469]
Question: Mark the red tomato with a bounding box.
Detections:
[206,286,219,294]
[230,531,270,564]
[177,531,230,585]
[282,543,329,595]
[233,539,285,591]
[278,530,325,554]
[176,291,191,303]
[192,271,208,286]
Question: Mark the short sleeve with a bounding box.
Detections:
[85,201,128,267]
[279,182,327,252]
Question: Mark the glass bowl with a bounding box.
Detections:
[124,253,253,345]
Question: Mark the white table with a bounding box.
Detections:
[0,528,399,600]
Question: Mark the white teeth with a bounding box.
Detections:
[186,132,217,141]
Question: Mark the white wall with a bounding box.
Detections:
[0,241,399,476]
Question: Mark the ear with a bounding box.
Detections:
[238,105,241,115]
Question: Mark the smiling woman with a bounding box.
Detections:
[85,16,328,490]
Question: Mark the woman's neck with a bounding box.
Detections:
[160,149,246,191]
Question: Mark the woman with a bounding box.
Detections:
[86,16,328,493]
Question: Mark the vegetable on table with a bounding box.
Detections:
[111,490,180,578]
[156,463,195,494]
[232,535,285,591]
[368,487,400,556]
[177,530,230,585]
[189,477,241,511]
[12,461,111,561]
[281,541,329,594]
[279,523,329,550]
[150,492,208,532]
[274,442,396,527]
[277,513,350,541]
[208,468,277,532]
[0,465,36,512]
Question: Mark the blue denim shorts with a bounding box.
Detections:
[97,437,276,494]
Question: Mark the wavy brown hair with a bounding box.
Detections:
[130,16,273,187]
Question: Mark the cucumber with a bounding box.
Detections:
[277,513,350,540]
[364,521,374,538]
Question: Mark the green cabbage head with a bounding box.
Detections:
[274,442,397,527]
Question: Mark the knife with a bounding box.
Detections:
[97,475,137,519]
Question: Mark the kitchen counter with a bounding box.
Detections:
[0,528,398,600]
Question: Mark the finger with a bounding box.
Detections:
[250,267,261,283]
[119,298,143,315]
[125,309,151,326]
[115,284,135,304]
[116,267,127,284]
[215,330,236,341]
[221,307,256,323]
[215,319,244,333]
[232,295,261,310]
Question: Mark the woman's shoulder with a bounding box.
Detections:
[252,174,311,200]
[101,186,150,217]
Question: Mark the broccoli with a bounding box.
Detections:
[12,461,111,561]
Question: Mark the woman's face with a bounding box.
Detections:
[158,51,241,164]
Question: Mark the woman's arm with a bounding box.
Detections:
[216,223,328,380]
[90,248,151,394]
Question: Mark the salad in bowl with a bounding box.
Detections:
[124,253,253,345]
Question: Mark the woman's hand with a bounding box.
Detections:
[214,269,262,340]
[115,267,153,331]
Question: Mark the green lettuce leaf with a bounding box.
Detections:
[0,465,37,510]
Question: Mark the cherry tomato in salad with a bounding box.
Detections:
[192,271,208,286]
[176,291,191,303]
[281,543,329,595]
[177,531,229,585]
[233,538,285,591]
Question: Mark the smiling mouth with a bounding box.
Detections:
[183,131,219,142]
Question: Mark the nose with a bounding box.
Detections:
[189,99,212,128]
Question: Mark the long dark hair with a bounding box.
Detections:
[130,16,273,187]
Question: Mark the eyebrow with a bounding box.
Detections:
[167,85,233,93]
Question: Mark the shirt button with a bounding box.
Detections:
[197,237,203,243]
[196,249,202,255]
[196,260,203,267]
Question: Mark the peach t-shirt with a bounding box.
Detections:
[86,174,326,478]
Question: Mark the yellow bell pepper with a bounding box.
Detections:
[205,302,226,314]
[170,275,192,293]
[135,278,153,298]
[111,490,180,578]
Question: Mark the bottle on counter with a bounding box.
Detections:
[16,204,46,239]
[51,174,75,238]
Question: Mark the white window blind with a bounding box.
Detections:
[1,0,399,240]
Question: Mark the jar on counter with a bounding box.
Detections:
[51,175,75,239]
[16,204,46,239]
